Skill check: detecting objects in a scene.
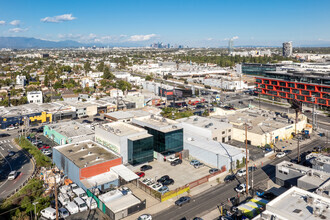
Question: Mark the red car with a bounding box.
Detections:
[135,172,145,178]
[39,145,50,150]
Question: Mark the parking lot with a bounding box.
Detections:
[134,159,211,190]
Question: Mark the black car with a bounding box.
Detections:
[140,165,152,171]
[224,175,235,183]
[0,133,10,137]
[157,175,170,183]
[261,192,276,200]
[82,120,92,124]
[284,150,292,154]
[93,118,104,122]
[162,178,174,186]
[170,159,182,166]
[175,196,191,206]
[209,168,219,174]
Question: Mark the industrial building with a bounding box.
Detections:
[306,153,330,173]
[212,109,308,147]
[52,140,138,191]
[44,121,94,145]
[254,187,330,220]
[95,122,154,165]
[255,70,330,109]
[275,161,330,191]
[104,109,151,122]
[184,134,246,171]
[132,115,183,156]
[177,116,233,143]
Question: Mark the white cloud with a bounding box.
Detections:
[9,27,28,33]
[41,14,76,23]
[206,38,213,41]
[232,36,239,40]
[9,20,20,26]
[0,20,5,25]
[128,34,157,42]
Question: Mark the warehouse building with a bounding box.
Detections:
[177,116,233,143]
[132,115,183,156]
[184,134,246,171]
[53,140,138,191]
[213,109,308,147]
[44,121,94,145]
[95,122,154,165]
[306,153,330,173]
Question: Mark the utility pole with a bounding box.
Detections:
[54,176,59,220]
[297,137,300,163]
[245,123,249,195]
[33,201,38,220]
[258,92,261,110]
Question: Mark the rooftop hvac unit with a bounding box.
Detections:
[193,117,198,121]
[172,125,177,129]
[96,156,100,160]
[151,114,155,119]
[81,147,85,151]
[115,129,121,134]
[162,118,167,123]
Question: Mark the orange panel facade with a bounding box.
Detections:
[79,157,122,180]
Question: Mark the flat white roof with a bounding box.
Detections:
[111,164,139,182]
[81,170,118,189]
[105,194,141,213]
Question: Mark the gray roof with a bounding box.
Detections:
[47,121,94,139]
[54,140,120,168]
[177,116,232,130]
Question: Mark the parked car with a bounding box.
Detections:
[58,193,70,206]
[236,169,246,177]
[162,178,174,186]
[6,126,18,131]
[167,156,180,162]
[283,150,292,154]
[276,152,286,158]
[235,183,251,193]
[85,197,97,210]
[40,207,57,220]
[138,214,152,220]
[264,147,272,152]
[140,165,152,171]
[190,160,200,166]
[60,185,74,198]
[82,120,91,124]
[8,151,15,157]
[59,207,70,218]
[8,170,17,180]
[209,168,219,174]
[171,159,182,166]
[39,145,51,150]
[141,178,152,185]
[135,172,145,178]
[73,187,88,200]
[41,149,52,156]
[65,201,79,215]
[194,162,204,169]
[157,175,170,183]
[151,183,163,191]
[70,183,79,190]
[224,174,235,183]
[175,196,191,206]
[74,197,88,212]
[158,186,170,195]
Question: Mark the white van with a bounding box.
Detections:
[65,201,79,215]
[58,193,70,206]
[40,207,56,220]
[74,197,88,212]
[70,183,79,191]
[85,197,97,210]
[59,185,74,198]
[73,188,88,200]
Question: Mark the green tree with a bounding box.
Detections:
[84,62,92,72]
[96,62,105,72]
[53,81,64,90]
[44,75,49,86]
[102,67,115,80]
[145,75,153,81]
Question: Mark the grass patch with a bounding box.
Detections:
[0,178,51,219]
[15,137,52,168]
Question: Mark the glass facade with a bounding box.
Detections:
[145,127,183,155]
[241,63,278,76]
[127,136,154,165]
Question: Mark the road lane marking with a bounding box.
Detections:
[13,173,23,184]
[0,151,12,189]
[0,141,2,143]
[0,147,3,151]
[9,145,13,149]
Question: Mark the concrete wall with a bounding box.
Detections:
[86,105,98,116]
[44,125,69,145]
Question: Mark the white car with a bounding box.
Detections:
[85,197,97,210]
[276,152,286,158]
[141,178,152,185]
[151,183,163,191]
[236,169,246,177]
[59,207,70,218]
[138,214,152,220]
[167,156,179,162]
[8,170,17,180]
[40,207,56,220]
[6,126,18,131]
[235,184,251,193]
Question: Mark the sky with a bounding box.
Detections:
[0,0,330,47]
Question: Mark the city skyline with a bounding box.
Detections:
[0,0,330,47]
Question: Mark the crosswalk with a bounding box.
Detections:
[0,140,10,144]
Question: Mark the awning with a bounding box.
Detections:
[111,164,139,182]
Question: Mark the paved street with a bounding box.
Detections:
[153,137,326,220]
[0,131,34,201]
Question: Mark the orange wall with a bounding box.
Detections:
[80,157,122,180]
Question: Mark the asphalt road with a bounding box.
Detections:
[153,137,326,220]
[0,131,34,201]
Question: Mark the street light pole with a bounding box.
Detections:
[245,123,249,195]
[33,201,38,220]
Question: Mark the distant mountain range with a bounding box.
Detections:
[0,37,148,48]
[0,37,86,48]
